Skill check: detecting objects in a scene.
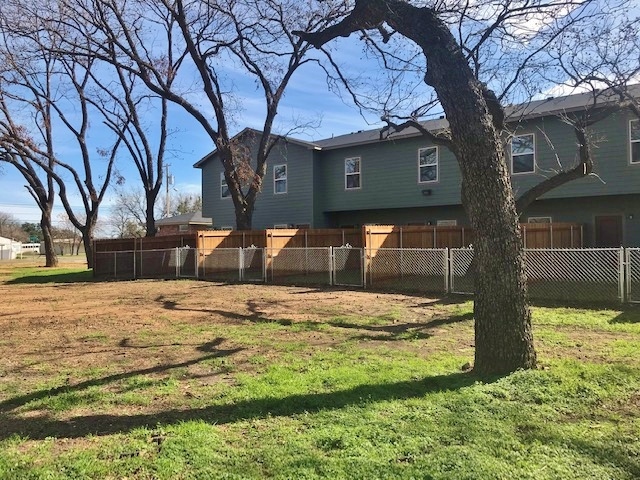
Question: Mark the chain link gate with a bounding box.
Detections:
[333,247,364,287]
[450,248,474,295]
[199,248,242,281]
[367,248,448,294]
[242,247,265,282]
[627,248,640,303]
[268,247,332,286]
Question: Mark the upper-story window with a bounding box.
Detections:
[345,157,361,189]
[274,164,287,194]
[630,119,640,164]
[511,133,535,174]
[220,172,231,199]
[418,147,438,183]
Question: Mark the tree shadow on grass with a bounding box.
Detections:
[609,307,640,324]
[6,270,94,285]
[0,337,242,414]
[0,370,489,441]
[329,312,473,341]
[156,295,295,326]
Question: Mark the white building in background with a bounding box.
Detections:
[0,236,22,260]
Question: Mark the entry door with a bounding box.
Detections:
[595,215,623,247]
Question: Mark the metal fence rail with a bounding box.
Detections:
[628,248,640,303]
[367,248,448,294]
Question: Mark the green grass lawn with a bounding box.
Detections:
[0,267,639,479]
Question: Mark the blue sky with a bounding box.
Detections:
[0,37,383,231]
[0,0,622,233]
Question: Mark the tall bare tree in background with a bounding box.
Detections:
[47,0,347,230]
[89,61,173,237]
[0,212,28,242]
[0,2,124,268]
[295,0,635,374]
[0,17,61,267]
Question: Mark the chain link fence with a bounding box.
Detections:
[268,247,332,285]
[450,248,623,303]
[627,248,640,303]
[333,247,364,287]
[367,248,448,294]
[94,250,136,280]
[450,248,474,295]
[93,245,632,303]
[200,248,242,281]
[524,248,623,303]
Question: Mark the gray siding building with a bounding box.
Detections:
[195,90,640,247]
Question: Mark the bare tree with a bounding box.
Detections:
[88,63,172,237]
[47,0,347,230]
[293,0,632,374]
[0,212,27,241]
[0,2,124,268]
[0,21,60,266]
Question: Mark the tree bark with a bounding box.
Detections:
[40,209,58,268]
[297,0,536,374]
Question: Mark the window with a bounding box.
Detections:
[345,157,361,189]
[274,164,287,194]
[436,220,457,226]
[631,119,640,164]
[178,224,189,232]
[511,133,535,174]
[418,147,438,183]
[220,172,230,199]
[273,224,289,229]
[528,216,552,223]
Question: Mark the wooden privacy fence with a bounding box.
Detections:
[93,223,581,277]
[196,228,362,251]
[364,223,581,250]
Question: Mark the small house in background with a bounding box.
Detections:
[156,211,213,236]
[0,236,22,260]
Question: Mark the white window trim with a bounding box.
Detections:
[527,216,552,224]
[436,219,457,226]
[273,164,287,194]
[345,157,362,190]
[273,224,289,229]
[220,172,231,199]
[418,146,439,184]
[511,133,536,175]
[630,119,640,165]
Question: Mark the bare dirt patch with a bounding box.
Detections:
[0,264,473,423]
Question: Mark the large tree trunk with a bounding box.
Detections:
[40,210,58,268]
[145,189,158,237]
[394,6,536,374]
[81,216,97,269]
[235,205,254,231]
[296,0,536,374]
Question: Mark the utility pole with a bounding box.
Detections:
[164,164,173,217]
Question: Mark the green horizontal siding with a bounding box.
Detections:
[200,135,315,229]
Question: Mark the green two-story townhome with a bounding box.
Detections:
[195,89,640,247]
